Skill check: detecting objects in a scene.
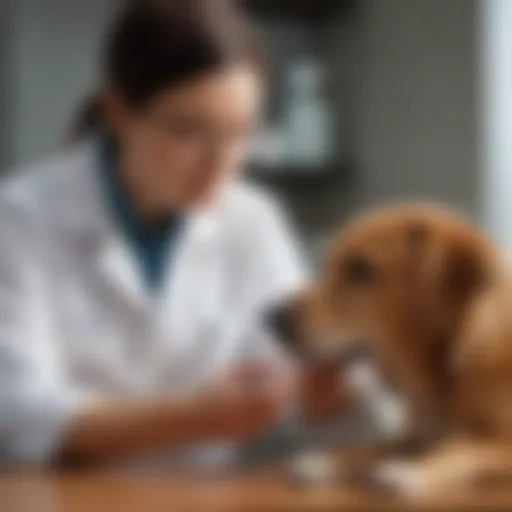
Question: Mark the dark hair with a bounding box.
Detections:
[68,0,263,142]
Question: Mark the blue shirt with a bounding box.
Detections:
[97,136,183,294]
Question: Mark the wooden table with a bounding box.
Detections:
[1,469,512,511]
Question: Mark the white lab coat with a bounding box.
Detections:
[0,141,305,467]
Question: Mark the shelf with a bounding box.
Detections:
[246,161,355,191]
[243,0,354,21]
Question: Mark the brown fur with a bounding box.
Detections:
[287,203,512,498]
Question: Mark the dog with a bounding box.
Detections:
[269,203,512,499]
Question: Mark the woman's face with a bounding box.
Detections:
[105,64,263,214]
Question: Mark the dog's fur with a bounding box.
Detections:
[278,203,512,498]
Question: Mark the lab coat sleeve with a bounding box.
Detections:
[0,197,90,466]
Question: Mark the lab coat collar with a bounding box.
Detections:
[99,205,224,313]
[96,215,222,313]
[61,141,224,310]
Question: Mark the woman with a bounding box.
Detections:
[0,0,306,468]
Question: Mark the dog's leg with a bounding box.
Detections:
[288,437,423,485]
[374,439,512,499]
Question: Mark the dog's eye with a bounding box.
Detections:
[343,256,375,284]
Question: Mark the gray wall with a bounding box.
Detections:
[283,0,479,266]
[0,0,15,169]
[353,0,478,216]
[3,0,117,169]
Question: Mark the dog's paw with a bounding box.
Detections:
[372,460,432,499]
[287,451,339,486]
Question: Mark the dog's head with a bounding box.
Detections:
[270,204,498,405]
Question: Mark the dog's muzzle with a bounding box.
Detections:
[265,302,372,366]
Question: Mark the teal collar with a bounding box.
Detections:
[97,135,183,294]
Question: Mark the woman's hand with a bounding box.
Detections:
[196,359,297,440]
[58,359,296,467]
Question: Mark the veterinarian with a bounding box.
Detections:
[0,0,307,469]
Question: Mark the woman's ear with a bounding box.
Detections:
[103,86,130,136]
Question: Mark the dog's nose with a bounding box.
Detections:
[264,301,298,348]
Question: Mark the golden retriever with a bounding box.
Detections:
[270,203,512,498]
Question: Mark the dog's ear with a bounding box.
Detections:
[441,235,490,305]
[433,231,495,342]
[410,224,495,343]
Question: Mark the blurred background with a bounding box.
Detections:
[0,0,511,267]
